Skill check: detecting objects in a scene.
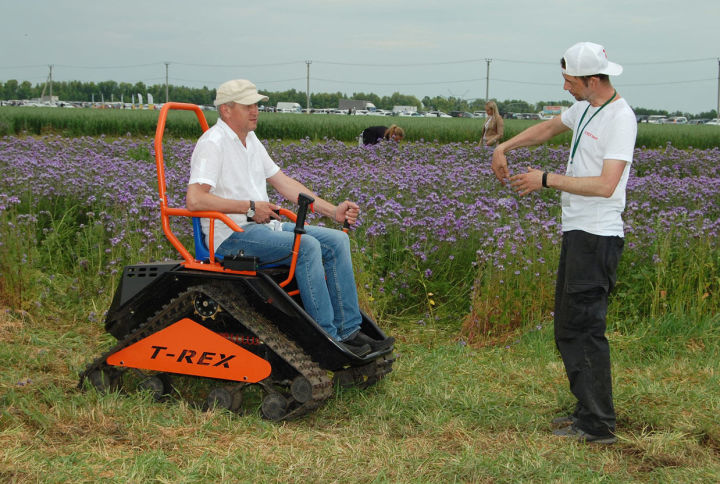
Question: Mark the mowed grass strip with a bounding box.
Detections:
[1,308,718,483]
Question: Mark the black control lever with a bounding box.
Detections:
[295,193,315,234]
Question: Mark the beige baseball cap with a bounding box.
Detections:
[213,79,269,106]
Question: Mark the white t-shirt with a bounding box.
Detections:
[560,98,637,237]
[482,117,491,142]
[188,118,281,250]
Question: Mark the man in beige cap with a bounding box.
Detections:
[186,79,393,357]
[490,43,637,444]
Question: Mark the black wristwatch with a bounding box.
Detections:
[247,200,256,218]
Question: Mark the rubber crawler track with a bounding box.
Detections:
[80,282,393,419]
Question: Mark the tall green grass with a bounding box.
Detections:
[2,106,719,148]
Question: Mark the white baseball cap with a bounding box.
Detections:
[562,42,623,77]
[214,79,269,106]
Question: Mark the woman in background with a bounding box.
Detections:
[480,101,504,147]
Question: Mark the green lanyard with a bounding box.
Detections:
[570,90,617,163]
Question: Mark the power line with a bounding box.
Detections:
[0,64,48,70]
[313,77,487,86]
[314,58,488,67]
[615,77,717,87]
[2,56,717,73]
[624,57,716,65]
[495,57,717,66]
[168,61,304,68]
[170,76,306,85]
[52,63,160,69]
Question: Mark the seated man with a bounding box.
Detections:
[186,79,393,357]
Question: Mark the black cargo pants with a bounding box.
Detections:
[554,230,624,437]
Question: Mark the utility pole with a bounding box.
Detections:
[305,60,312,114]
[717,58,719,121]
[485,59,491,103]
[40,65,54,102]
[165,62,170,103]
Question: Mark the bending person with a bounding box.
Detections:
[186,79,394,357]
[360,124,405,146]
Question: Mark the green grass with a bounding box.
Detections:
[1,308,718,483]
[2,106,719,148]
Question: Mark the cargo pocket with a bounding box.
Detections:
[564,231,609,295]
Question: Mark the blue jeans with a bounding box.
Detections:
[216,223,362,341]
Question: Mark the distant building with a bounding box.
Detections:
[541,105,568,118]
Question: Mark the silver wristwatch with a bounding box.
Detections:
[247,200,256,218]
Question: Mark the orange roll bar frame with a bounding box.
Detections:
[153,102,304,285]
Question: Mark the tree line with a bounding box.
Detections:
[1,79,714,119]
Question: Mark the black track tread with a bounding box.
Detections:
[79,283,332,420]
[201,282,333,420]
[78,289,197,387]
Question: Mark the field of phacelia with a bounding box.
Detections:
[1,135,718,343]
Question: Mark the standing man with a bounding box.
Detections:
[491,42,637,444]
[187,79,394,357]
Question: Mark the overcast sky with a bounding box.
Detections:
[3,0,719,114]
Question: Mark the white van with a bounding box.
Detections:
[276,102,302,113]
[647,115,667,124]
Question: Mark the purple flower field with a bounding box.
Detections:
[1,135,718,331]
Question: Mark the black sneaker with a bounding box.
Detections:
[552,425,617,445]
[339,341,371,357]
[347,331,395,352]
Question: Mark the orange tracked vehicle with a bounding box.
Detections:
[79,102,394,420]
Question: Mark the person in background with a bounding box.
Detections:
[490,42,637,445]
[360,124,405,146]
[480,100,504,147]
[187,79,394,357]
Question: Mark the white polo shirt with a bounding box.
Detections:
[189,118,281,250]
[560,98,637,237]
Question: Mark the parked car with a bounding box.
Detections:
[636,114,649,123]
[425,111,451,118]
[473,111,488,118]
[705,118,720,125]
[687,118,709,125]
[449,111,474,118]
[513,113,541,120]
[664,116,688,124]
[646,115,667,124]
